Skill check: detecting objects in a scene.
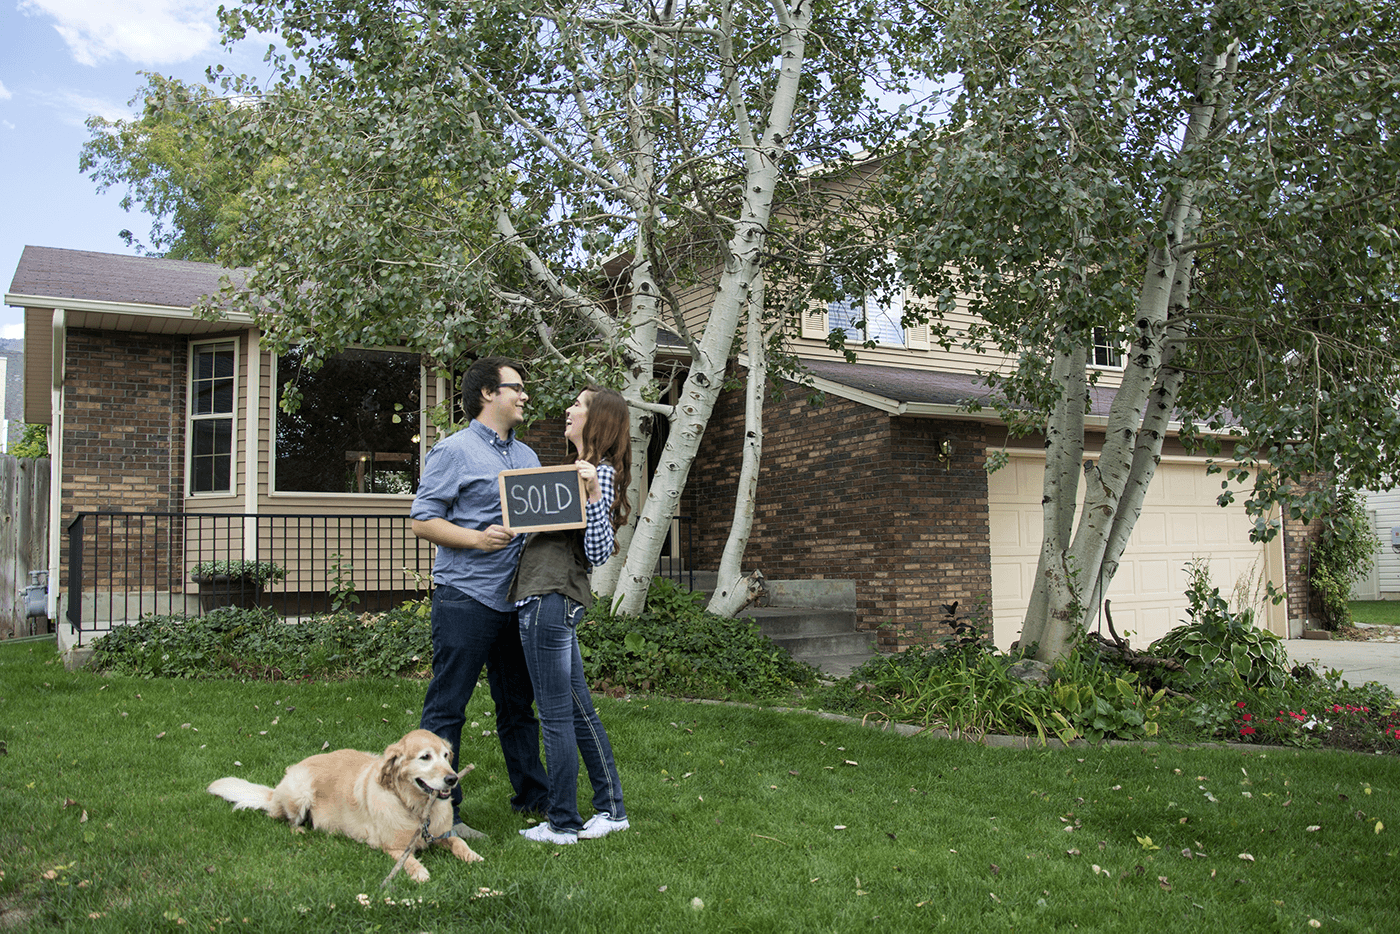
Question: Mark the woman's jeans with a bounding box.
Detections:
[518,593,627,833]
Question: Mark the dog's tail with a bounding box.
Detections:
[207,777,275,813]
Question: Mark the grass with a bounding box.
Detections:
[2,640,1398,932]
[1347,601,1400,627]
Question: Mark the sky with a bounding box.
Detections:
[0,0,278,339]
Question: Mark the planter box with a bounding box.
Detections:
[1300,629,1332,641]
[194,575,265,612]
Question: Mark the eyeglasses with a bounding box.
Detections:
[496,382,525,392]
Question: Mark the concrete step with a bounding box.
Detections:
[741,607,858,636]
[801,652,880,680]
[766,629,877,659]
[685,573,875,678]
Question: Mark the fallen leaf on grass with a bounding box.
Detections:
[1307,825,1321,833]
[1238,853,1255,862]
[844,760,858,767]
[1376,821,1385,834]
[1158,877,1171,891]
[1136,835,1160,851]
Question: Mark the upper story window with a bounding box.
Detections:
[827,280,907,348]
[189,340,237,495]
[1091,327,1124,368]
[273,347,421,495]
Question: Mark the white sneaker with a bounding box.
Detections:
[578,813,630,840]
[519,823,578,845]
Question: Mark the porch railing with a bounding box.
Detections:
[64,511,693,646]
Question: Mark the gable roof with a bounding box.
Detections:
[6,246,242,311]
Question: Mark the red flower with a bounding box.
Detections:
[1236,701,1248,708]
[1239,727,1257,736]
[1242,713,1253,722]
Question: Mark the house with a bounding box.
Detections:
[1356,491,1400,601]
[7,244,1317,664]
[679,274,1314,651]
[5,246,459,655]
[1,337,24,451]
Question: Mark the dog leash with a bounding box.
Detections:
[380,815,452,888]
[378,812,459,890]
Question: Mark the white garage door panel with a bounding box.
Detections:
[990,456,1285,651]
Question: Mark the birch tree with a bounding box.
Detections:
[197,0,932,614]
[892,0,1400,661]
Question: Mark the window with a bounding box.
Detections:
[274,347,421,494]
[828,284,907,348]
[189,340,236,494]
[1091,327,1124,368]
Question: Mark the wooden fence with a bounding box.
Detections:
[1,455,51,639]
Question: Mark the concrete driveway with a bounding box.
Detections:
[1285,632,1400,694]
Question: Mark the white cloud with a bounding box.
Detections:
[18,0,221,67]
[29,87,132,126]
[1,121,14,131]
[0,80,12,100]
[1,324,24,339]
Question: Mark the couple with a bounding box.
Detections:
[410,356,630,846]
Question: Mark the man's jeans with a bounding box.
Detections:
[420,584,549,817]
[518,593,627,833]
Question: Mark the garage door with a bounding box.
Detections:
[988,455,1286,652]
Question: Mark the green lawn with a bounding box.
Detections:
[1349,601,1400,627]
[2,638,1397,933]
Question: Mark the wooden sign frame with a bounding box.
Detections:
[498,465,588,532]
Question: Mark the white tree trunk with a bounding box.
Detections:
[706,273,768,617]
[1022,41,1239,661]
[612,0,812,615]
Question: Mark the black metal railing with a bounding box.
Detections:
[65,511,694,645]
[65,512,435,645]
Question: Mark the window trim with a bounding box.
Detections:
[1090,327,1125,370]
[186,338,239,497]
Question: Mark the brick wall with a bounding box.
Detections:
[690,375,993,650]
[1282,476,1329,629]
[62,329,186,518]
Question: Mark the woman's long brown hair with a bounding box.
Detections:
[577,386,633,540]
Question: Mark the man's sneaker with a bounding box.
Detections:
[578,813,630,840]
[519,823,578,845]
[451,822,488,840]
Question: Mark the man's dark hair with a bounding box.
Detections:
[461,356,526,420]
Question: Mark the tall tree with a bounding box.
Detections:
[81,73,255,263]
[892,0,1400,660]
[192,0,934,613]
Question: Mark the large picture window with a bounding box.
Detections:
[189,340,236,494]
[274,347,421,494]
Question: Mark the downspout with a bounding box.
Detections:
[243,330,260,555]
[47,308,65,623]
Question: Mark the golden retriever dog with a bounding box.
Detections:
[207,729,482,882]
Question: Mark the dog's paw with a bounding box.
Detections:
[448,837,485,863]
[290,825,306,835]
[405,858,430,883]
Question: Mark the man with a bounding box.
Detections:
[412,356,549,835]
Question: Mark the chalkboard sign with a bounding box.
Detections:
[498,465,588,532]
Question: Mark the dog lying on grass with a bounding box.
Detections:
[207,729,482,882]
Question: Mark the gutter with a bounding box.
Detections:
[47,308,65,622]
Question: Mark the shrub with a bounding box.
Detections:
[1149,560,1290,690]
[580,577,819,699]
[815,640,1163,745]
[90,602,432,681]
[1310,486,1381,630]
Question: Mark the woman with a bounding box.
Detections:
[512,385,632,845]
